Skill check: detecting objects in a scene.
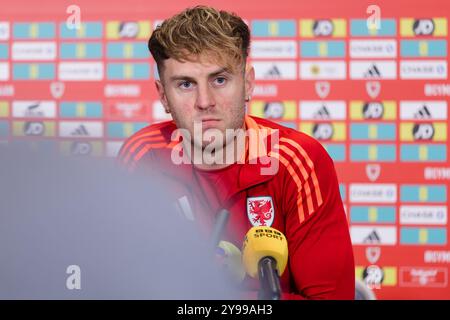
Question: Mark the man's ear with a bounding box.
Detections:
[244,64,255,102]
[155,80,170,113]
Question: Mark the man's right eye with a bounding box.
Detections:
[179,81,193,89]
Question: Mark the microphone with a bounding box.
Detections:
[209,209,230,252]
[215,241,246,284]
[242,226,288,300]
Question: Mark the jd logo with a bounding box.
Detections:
[413,19,435,36]
[71,142,92,155]
[312,123,333,140]
[313,20,334,37]
[264,102,284,119]
[363,102,384,119]
[119,22,139,38]
[413,123,434,140]
[24,122,44,136]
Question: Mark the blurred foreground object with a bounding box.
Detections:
[0,143,236,299]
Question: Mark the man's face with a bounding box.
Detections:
[155,55,255,150]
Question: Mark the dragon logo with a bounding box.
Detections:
[247,196,275,227]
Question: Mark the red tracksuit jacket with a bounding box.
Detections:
[118,115,355,299]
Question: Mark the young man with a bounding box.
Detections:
[118,6,355,299]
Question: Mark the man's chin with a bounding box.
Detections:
[199,140,225,151]
[192,128,224,146]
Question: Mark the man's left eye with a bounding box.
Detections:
[214,77,227,85]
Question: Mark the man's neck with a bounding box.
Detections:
[194,161,233,171]
[184,136,246,171]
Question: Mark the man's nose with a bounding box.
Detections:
[195,85,215,111]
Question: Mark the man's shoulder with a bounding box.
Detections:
[118,120,176,165]
[124,120,176,146]
[129,120,176,141]
[250,116,329,162]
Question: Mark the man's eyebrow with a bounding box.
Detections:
[208,68,231,78]
[168,68,231,82]
[169,75,196,82]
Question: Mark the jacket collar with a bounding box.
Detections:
[162,116,278,197]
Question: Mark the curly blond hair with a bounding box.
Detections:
[149,5,250,74]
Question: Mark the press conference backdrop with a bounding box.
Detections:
[0,0,449,299]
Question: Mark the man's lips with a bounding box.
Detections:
[199,118,221,122]
[196,119,222,129]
